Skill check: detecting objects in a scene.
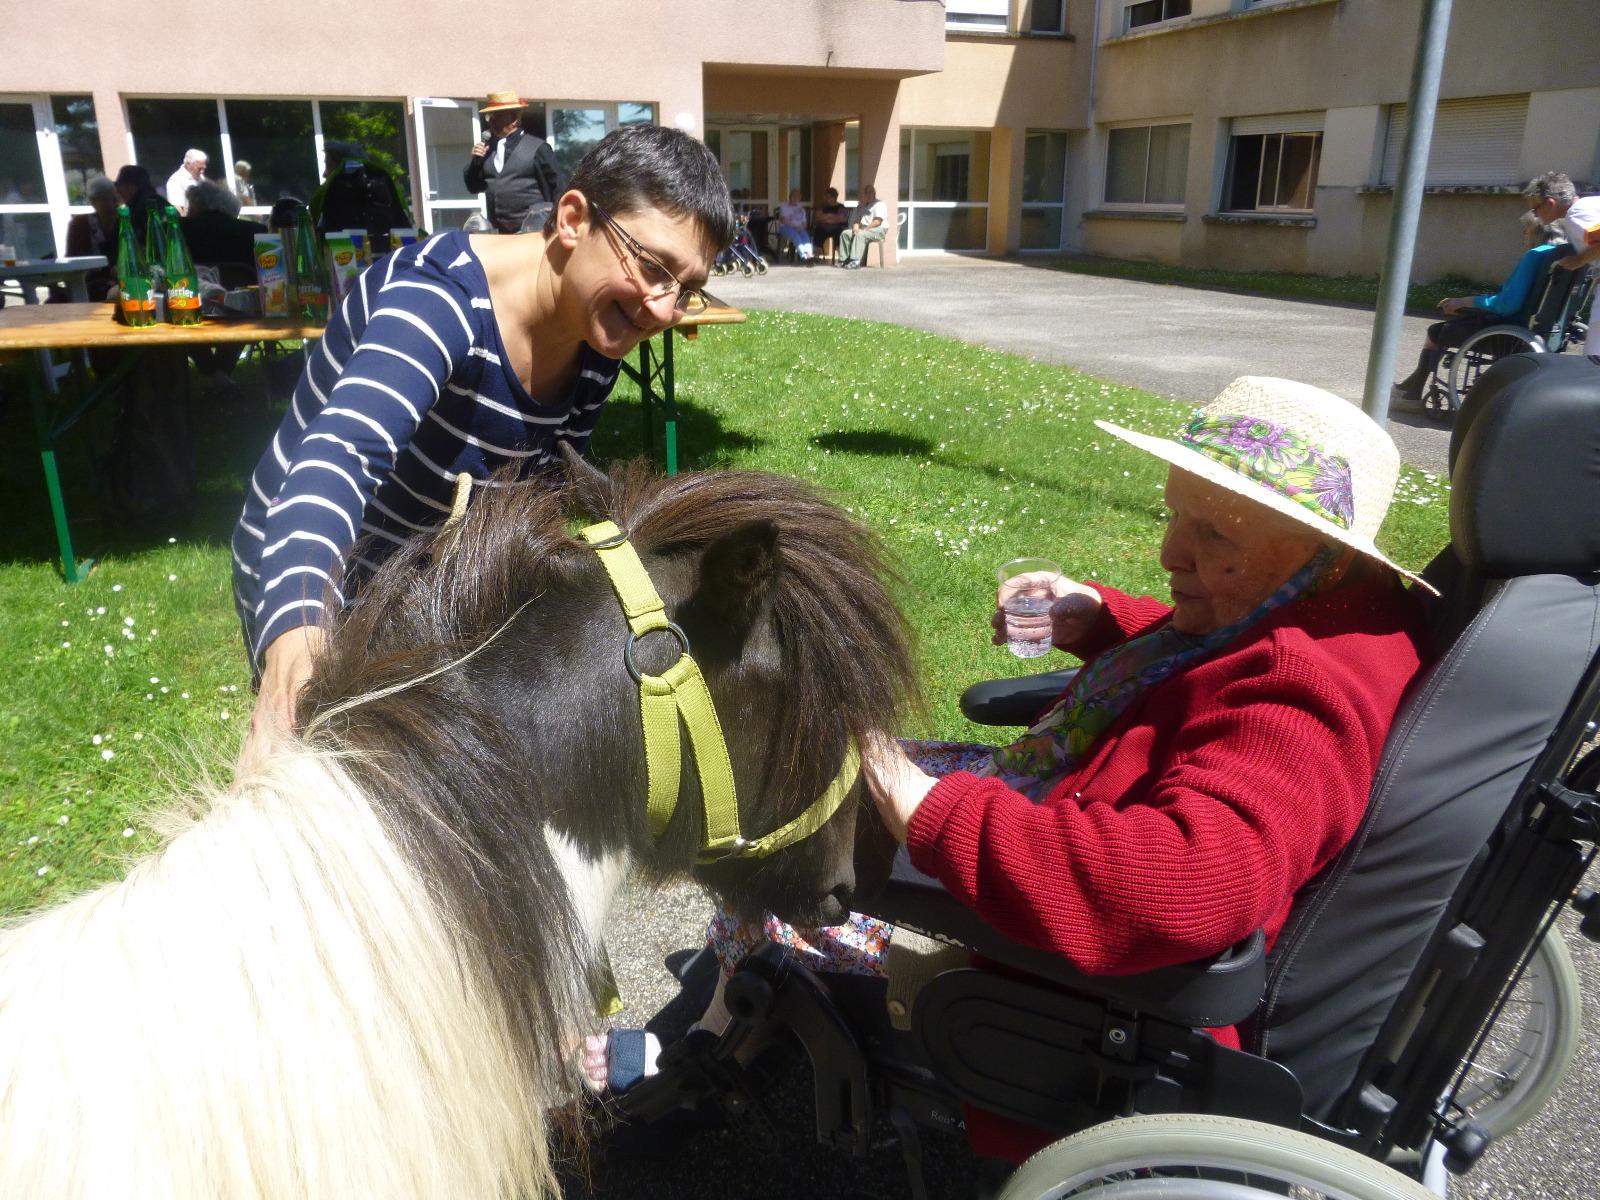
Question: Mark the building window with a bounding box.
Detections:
[546,102,653,181]
[898,128,990,253]
[1028,0,1066,34]
[1379,94,1528,187]
[129,97,410,220]
[1021,131,1067,250]
[51,95,102,205]
[946,0,1009,34]
[1225,129,1322,212]
[1125,0,1190,32]
[1105,123,1189,206]
[223,99,318,210]
[126,98,225,196]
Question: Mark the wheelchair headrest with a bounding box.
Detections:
[1447,353,1600,577]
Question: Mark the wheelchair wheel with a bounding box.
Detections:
[997,1114,1438,1200]
[1450,926,1581,1140]
[1445,325,1540,412]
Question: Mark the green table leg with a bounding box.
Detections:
[663,329,677,477]
[26,354,92,583]
[637,339,656,457]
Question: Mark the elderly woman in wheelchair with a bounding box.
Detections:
[616,360,1600,1199]
[1391,212,1593,418]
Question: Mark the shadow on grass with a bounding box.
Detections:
[814,429,938,458]
[0,365,286,572]
[587,395,763,472]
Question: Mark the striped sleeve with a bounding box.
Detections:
[252,267,475,664]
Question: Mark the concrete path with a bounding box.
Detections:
[712,256,1451,476]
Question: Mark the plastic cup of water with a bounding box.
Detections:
[997,557,1063,659]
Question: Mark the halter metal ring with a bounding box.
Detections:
[624,620,692,683]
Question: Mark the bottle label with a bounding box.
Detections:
[167,282,199,309]
[120,296,153,315]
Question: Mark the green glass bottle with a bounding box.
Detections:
[291,209,330,325]
[114,204,155,327]
[160,205,202,326]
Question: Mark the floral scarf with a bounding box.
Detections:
[981,546,1340,800]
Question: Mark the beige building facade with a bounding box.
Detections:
[2,1,1595,283]
[1084,0,1600,281]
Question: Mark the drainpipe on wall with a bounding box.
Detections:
[1078,0,1104,250]
[1361,0,1454,422]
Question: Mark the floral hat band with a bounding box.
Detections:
[1179,412,1355,531]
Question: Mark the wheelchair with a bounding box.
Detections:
[1423,261,1594,417]
[618,353,1600,1198]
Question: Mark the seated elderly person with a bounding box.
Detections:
[1390,208,1572,413]
[181,179,268,275]
[587,377,1434,1163]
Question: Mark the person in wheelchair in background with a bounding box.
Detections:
[1390,209,1571,415]
[615,378,1436,1167]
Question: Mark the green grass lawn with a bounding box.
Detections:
[0,312,1450,914]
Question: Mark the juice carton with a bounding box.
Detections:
[325,234,361,303]
[253,234,289,318]
[331,229,369,266]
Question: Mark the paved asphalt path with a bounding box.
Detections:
[712,255,1453,476]
[562,259,1595,1198]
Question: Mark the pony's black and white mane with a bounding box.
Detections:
[0,458,916,1200]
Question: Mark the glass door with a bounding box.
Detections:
[548,102,654,182]
[411,97,484,233]
[0,95,71,261]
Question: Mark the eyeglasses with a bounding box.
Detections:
[589,201,709,315]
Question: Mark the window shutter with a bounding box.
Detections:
[1380,95,1528,186]
[1231,111,1325,137]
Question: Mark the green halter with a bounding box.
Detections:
[579,520,860,864]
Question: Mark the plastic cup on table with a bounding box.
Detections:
[997,557,1063,659]
[0,244,16,267]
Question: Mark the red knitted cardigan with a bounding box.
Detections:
[905,574,1430,1161]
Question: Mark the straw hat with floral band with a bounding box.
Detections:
[1094,375,1436,596]
[479,90,526,114]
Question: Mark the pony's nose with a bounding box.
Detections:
[814,882,855,926]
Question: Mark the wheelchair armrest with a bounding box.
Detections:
[873,848,1265,1028]
[958,668,1078,726]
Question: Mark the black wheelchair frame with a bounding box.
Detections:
[619,354,1600,1198]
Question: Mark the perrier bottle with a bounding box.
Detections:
[114,205,155,327]
[160,205,202,326]
[291,208,330,325]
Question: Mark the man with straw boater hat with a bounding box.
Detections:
[464,90,564,233]
[673,377,1438,1163]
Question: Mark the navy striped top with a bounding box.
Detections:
[231,230,621,666]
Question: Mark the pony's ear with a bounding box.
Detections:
[693,520,780,630]
[559,443,611,519]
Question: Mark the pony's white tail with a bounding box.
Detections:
[0,747,578,1200]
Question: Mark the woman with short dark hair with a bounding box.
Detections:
[234,124,736,742]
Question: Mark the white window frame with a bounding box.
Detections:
[1,93,87,259]
[946,0,1010,34]
[1102,120,1190,209]
[1223,119,1324,214]
[1123,0,1191,34]
[899,127,991,256]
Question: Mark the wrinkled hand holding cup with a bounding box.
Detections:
[996,557,1065,658]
